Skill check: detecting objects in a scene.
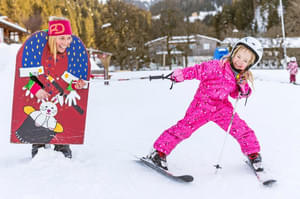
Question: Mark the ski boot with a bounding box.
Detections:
[31,144,46,158]
[248,152,263,172]
[54,144,72,159]
[147,149,168,170]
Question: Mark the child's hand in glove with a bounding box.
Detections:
[237,73,250,96]
[171,69,184,82]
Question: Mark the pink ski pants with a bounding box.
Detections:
[154,99,260,156]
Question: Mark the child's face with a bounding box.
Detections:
[56,35,72,53]
[232,49,254,71]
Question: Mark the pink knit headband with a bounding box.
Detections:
[48,19,72,36]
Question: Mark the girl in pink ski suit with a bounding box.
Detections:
[287,57,298,84]
[154,59,259,154]
[147,37,264,171]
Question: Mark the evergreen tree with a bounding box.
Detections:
[0,0,8,16]
[284,0,300,36]
[23,3,43,33]
[97,0,151,70]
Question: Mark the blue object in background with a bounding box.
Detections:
[213,47,229,60]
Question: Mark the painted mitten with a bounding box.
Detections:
[23,78,41,98]
[65,90,80,106]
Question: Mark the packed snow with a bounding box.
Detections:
[1,43,300,199]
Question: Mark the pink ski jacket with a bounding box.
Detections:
[173,60,251,103]
[287,61,298,75]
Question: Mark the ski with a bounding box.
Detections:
[245,160,276,186]
[280,81,300,86]
[136,156,194,183]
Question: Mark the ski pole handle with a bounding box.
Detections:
[149,72,173,81]
[149,75,164,81]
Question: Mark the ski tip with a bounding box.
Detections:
[133,155,142,160]
[179,175,194,183]
[133,155,147,161]
[263,179,277,186]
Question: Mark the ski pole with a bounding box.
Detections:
[214,94,240,173]
[90,72,173,82]
[89,72,175,89]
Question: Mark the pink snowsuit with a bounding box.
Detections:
[154,60,260,156]
[287,61,298,83]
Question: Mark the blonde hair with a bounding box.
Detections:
[48,36,57,61]
[222,45,255,86]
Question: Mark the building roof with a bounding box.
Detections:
[222,37,300,48]
[146,35,300,49]
[156,50,183,55]
[145,34,221,46]
[0,16,27,33]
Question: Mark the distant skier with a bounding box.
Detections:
[145,37,265,172]
[287,57,298,84]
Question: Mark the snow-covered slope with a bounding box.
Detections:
[0,43,300,199]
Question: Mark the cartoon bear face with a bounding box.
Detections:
[39,101,58,117]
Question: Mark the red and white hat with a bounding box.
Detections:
[48,19,72,36]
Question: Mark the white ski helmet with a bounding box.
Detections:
[290,57,296,62]
[231,37,263,70]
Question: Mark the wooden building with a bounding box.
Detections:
[146,34,221,68]
[222,37,300,69]
[0,16,28,44]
